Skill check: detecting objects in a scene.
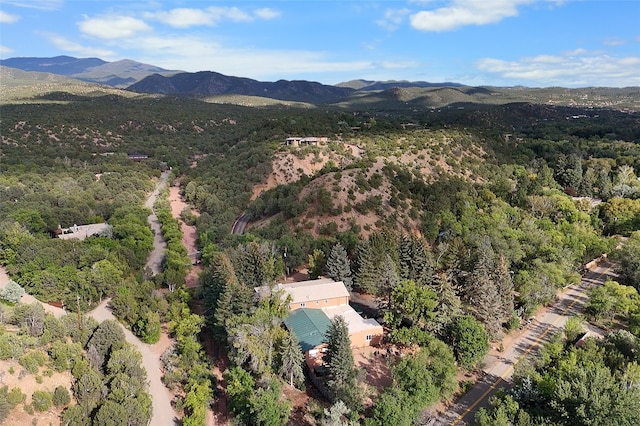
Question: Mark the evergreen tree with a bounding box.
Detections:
[355,230,397,294]
[325,243,353,290]
[354,241,379,294]
[555,153,583,192]
[86,319,125,372]
[429,271,463,334]
[398,234,433,286]
[324,316,358,408]
[378,254,399,310]
[201,252,238,329]
[494,255,515,323]
[279,331,304,387]
[464,240,503,339]
[205,253,253,344]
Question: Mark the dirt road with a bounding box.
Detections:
[145,170,170,274]
[436,261,615,425]
[88,170,178,425]
[88,300,178,425]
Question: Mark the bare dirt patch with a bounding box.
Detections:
[0,359,72,425]
[168,185,201,288]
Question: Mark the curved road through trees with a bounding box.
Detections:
[436,260,616,425]
[231,212,250,235]
[90,169,178,426]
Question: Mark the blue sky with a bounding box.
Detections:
[1,1,639,87]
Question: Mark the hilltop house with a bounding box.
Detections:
[256,278,383,366]
[57,223,112,241]
[283,137,328,147]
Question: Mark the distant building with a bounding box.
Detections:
[57,223,112,241]
[283,137,328,146]
[128,153,149,161]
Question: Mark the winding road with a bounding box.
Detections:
[231,212,250,235]
[89,169,178,426]
[1,170,178,425]
[89,300,177,426]
[145,170,170,274]
[435,260,615,425]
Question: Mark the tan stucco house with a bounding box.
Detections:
[256,278,383,365]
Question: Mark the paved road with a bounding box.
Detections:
[89,300,178,426]
[231,212,250,235]
[436,261,616,426]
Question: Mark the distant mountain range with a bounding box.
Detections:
[2,56,639,110]
[127,71,355,104]
[336,79,464,90]
[0,56,179,87]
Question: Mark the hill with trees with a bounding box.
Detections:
[1,74,639,424]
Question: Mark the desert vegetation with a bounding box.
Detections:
[1,82,639,425]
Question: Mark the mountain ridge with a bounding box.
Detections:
[0,56,180,88]
[2,56,639,110]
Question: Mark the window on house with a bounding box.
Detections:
[300,302,306,307]
[365,334,372,341]
[324,299,328,304]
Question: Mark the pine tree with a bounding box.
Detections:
[354,241,379,294]
[494,255,514,323]
[324,316,358,407]
[200,252,238,329]
[430,271,462,334]
[325,243,353,290]
[464,240,503,339]
[378,254,399,310]
[214,280,253,343]
[398,234,434,286]
[279,331,304,387]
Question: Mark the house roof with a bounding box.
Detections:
[322,304,383,334]
[283,308,332,352]
[57,223,112,241]
[255,278,350,305]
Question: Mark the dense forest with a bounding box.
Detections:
[1,90,640,425]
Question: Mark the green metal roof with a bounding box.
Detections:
[283,308,332,352]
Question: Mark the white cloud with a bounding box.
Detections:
[78,15,151,40]
[376,8,411,31]
[0,10,20,23]
[410,0,533,32]
[145,6,280,28]
[116,34,373,80]
[603,38,625,46]
[2,0,63,10]
[254,8,281,20]
[47,34,117,58]
[476,50,640,87]
[146,8,213,28]
[0,45,14,55]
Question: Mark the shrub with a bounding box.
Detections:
[19,351,47,374]
[31,390,52,412]
[7,387,26,407]
[52,386,70,407]
[0,280,25,304]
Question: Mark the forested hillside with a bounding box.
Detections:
[1,87,640,424]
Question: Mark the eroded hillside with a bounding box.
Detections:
[248,129,489,237]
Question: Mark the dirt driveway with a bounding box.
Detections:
[89,299,178,425]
